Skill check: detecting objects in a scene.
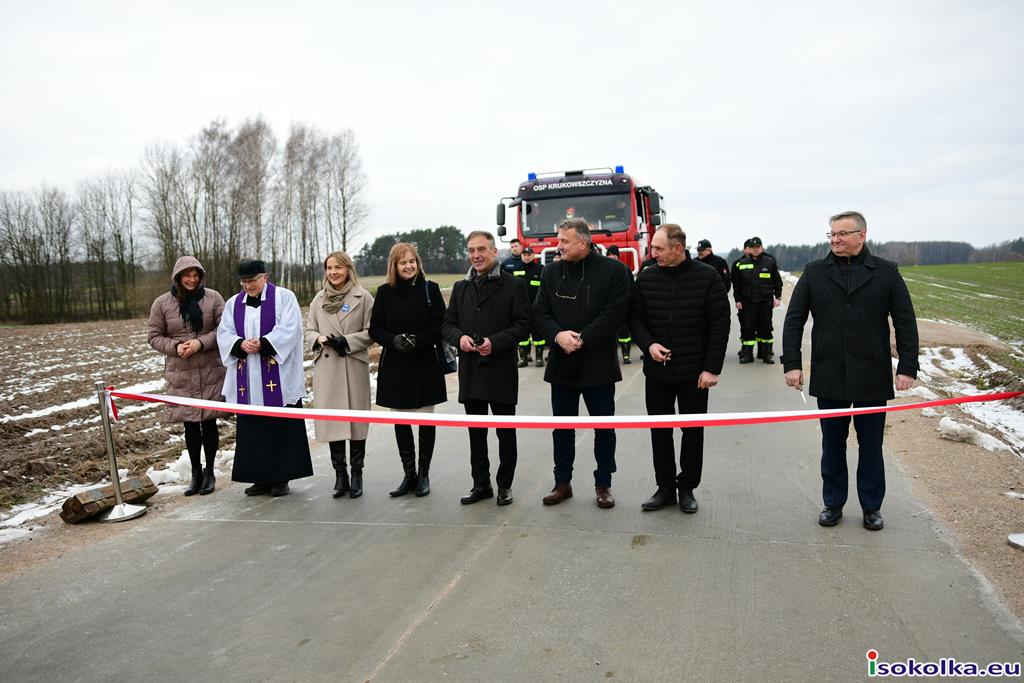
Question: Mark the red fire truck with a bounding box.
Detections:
[496,166,665,273]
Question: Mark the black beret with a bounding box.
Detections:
[238,259,266,277]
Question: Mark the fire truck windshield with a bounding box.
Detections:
[522,193,631,237]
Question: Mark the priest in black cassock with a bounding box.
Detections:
[218,259,313,496]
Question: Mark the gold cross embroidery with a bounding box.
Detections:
[237,359,246,369]
[239,386,245,395]
[267,358,277,365]
[266,380,277,392]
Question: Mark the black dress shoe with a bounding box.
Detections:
[496,488,513,506]
[244,483,271,496]
[641,486,677,511]
[863,510,884,530]
[460,486,494,504]
[270,482,290,497]
[678,488,699,514]
[818,506,843,526]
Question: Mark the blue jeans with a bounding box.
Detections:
[818,398,887,511]
[550,383,617,487]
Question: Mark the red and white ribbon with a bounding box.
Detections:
[107,388,1022,430]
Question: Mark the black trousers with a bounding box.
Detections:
[464,400,517,490]
[646,380,708,489]
[739,300,774,344]
[551,383,617,487]
[818,398,887,511]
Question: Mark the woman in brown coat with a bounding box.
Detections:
[147,256,227,496]
[305,251,375,498]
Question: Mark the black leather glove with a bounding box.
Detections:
[327,335,349,356]
[393,333,416,352]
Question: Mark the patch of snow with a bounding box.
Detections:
[895,383,940,401]
[780,270,799,286]
[1006,491,1024,501]
[920,407,941,418]
[0,528,33,545]
[1,379,165,423]
[938,416,1012,453]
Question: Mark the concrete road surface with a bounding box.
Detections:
[2,320,1022,681]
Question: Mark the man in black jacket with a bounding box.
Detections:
[630,225,731,513]
[782,211,919,531]
[732,236,783,364]
[533,218,632,509]
[696,239,731,294]
[443,231,531,506]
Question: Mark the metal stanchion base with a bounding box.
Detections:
[1009,533,1024,551]
[99,503,147,523]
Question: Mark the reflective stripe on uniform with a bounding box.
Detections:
[617,337,632,344]
[755,337,774,343]
[529,280,541,286]
[513,270,526,277]
[738,263,754,270]
[741,339,757,346]
[758,272,771,278]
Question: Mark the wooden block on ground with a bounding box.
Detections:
[59,475,158,524]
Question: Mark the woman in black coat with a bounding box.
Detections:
[369,243,447,497]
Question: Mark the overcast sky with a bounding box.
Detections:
[2,1,1022,253]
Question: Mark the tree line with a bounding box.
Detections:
[724,238,1024,271]
[0,117,369,323]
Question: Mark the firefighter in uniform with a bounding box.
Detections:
[605,245,634,364]
[515,247,546,367]
[731,236,783,364]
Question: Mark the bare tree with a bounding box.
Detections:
[324,129,369,253]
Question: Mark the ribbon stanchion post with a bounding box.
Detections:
[95,381,146,523]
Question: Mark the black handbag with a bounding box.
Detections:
[424,280,457,374]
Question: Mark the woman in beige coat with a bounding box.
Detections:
[305,250,375,498]
[147,256,226,496]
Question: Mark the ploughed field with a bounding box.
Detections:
[0,318,226,508]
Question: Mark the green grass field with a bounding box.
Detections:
[900,262,1024,344]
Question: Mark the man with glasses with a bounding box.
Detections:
[731,236,783,364]
[442,231,531,506]
[532,218,632,508]
[217,259,312,497]
[782,211,919,531]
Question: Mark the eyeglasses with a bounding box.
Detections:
[826,230,862,240]
[554,261,585,300]
[239,274,266,286]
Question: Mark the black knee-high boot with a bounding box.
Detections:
[183,421,203,496]
[390,425,418,497]
[349,439,365,498]
[330,440,350,498]
[415,425,435,497]
[199,419,218,495]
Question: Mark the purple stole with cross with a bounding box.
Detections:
[232,281,284,407]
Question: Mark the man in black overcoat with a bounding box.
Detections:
[630,225,731,513]
[443,231,531,506]
[782,211,919,531]
[532,218,632,509]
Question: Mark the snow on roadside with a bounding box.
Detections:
[903,347,1024,456]
[939,416,1013,453]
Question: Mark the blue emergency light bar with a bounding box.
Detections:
[615,165,624,174]
[527,172,537,181]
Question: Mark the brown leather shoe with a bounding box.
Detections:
[542,484,573,505]
[595,486,615,509]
